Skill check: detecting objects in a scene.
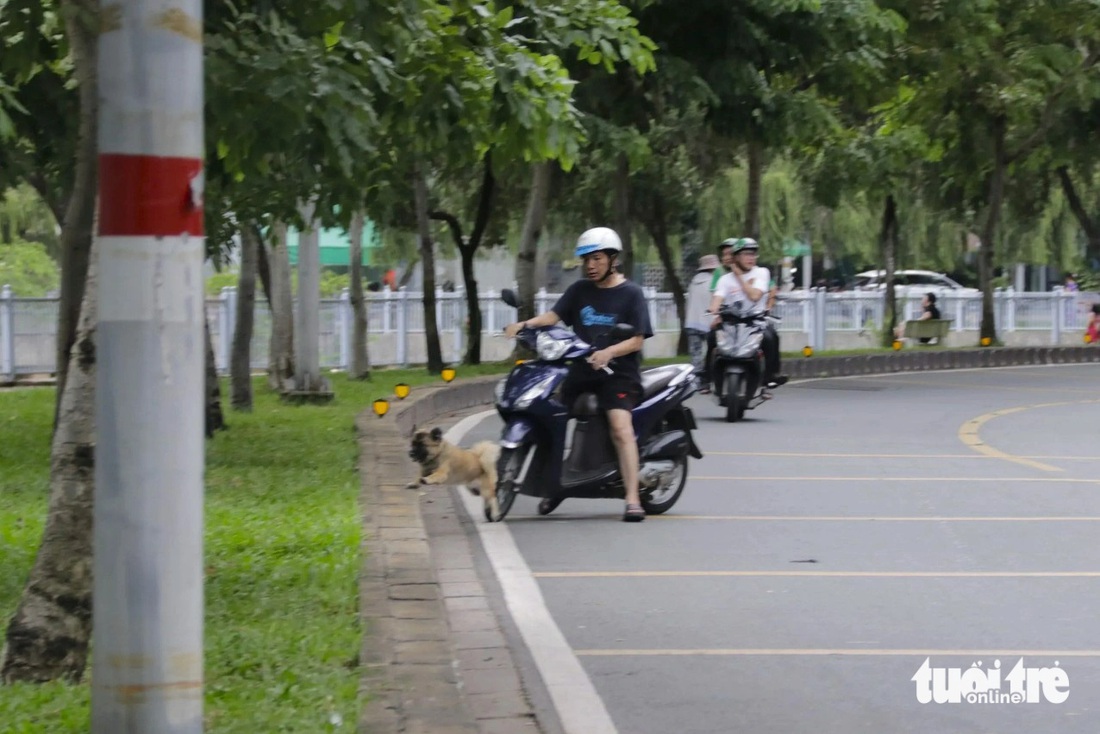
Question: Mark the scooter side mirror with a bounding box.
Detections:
[501,289,519,308]
[609,323,637,342]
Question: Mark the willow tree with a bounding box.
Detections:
[897,0,1100,343]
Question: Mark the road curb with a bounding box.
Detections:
[357,375,542,734]
[786,346,1100,380]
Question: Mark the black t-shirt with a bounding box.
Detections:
[919,303,942,343]
[551,279,654,382]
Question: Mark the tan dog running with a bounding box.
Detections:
[407,427,502,521]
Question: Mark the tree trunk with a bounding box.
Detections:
[613,154,633,279]
[745,140,764,241]
[230,225,259,410]
[292,203,327,394]
[1057,167,1100,264]
[516,162,553,322]
[52,0,98,431]
[459,249,481,364]
[429,159,495,365]
[414,167,444,373]
[879,194,899,347]
[266,222,294,390]
[979,117,1007,345]
[348,212,370,379]
[2,242,98,683]
[464,156,494,364]
[205,312,226,437]
[645,199,687,354]
[256,228,274,311]
[398,256,419,289]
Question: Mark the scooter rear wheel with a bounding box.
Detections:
[490,445,531,522]
[641,455,688,515]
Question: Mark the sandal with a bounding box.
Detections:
[622,503,646,523]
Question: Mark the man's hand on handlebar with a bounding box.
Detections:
[586,348,612,372]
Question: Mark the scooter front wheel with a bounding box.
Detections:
[725,373,745,422]
[490,445,532,522]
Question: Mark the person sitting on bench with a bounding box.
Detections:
[895,292,941,344]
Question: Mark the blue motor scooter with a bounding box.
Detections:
[487,289,703,522]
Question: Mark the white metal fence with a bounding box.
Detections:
[0,283,1093,380]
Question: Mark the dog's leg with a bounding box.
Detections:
[406,468,428,489]
[485,466,501,521]
[420,466,450,485]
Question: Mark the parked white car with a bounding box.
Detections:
[853,270,980,297]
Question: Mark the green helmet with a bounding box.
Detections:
[719,237,759,255]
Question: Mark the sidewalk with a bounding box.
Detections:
[358,405,543,734]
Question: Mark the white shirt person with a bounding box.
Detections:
[713,265,771,315]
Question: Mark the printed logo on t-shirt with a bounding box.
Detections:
[580,305,618,327]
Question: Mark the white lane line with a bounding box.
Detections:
[446,410,618,734]
[647,515,1100,522]
[693,476,1100,483]
[533,570,1100,578]
[575,648,1100,657]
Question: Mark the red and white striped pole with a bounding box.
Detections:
[93,2,205,731]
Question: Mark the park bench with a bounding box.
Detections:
[903,318,953,345]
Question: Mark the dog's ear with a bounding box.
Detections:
[430,427,443,441]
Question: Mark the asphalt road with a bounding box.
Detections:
[460,364,1100,734]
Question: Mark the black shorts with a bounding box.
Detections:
[561,367,642,413]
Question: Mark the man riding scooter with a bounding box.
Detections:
[709,237,788,393]
[503,226,655,522]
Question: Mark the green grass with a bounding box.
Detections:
[0,389,86,734]
[0,364,516,733]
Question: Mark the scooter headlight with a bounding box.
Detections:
[515,375,557,409]
[536,332,569,361]
[493,378,506,405]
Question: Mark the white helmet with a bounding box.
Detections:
[575,227,623,258]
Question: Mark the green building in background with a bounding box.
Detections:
[285,219,382,270]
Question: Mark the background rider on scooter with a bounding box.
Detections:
[708,237,789,393]
[503,227,654,522]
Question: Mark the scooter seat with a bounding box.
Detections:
[640,365,683,399]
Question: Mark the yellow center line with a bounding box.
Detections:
[649,515,1100,522]
[575,648,1100,657]
[956,399,1100,473]
[534,571,1100,578]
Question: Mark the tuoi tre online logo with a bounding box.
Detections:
[912,658,1069,704]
